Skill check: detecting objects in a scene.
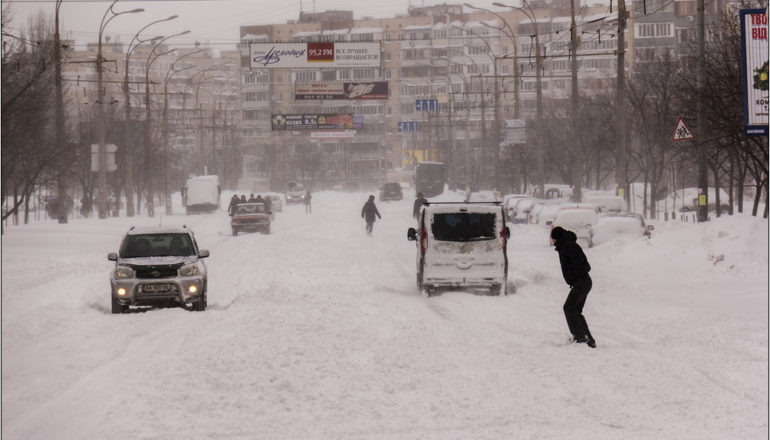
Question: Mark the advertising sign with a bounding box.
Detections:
[415,99,438,111]
[740,9,769,136]
[295,82,389,100]
[402,149,439,167]
[250,42,381,69]
[271,114,353,130]
[397,121,419,132]
[310,130,356,140]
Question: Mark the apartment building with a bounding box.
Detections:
[236,1,735,192]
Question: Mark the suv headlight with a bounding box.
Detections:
[179,263,199,276]
[115,265,135,279]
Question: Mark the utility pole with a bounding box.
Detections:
[54,0,67,223]
[615,0,628,203]
[696,0,708,222]
[570,0,582,202]
[534,16,544,200]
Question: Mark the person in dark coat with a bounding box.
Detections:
[361,195,381,235]
[228,194,240,216]
[413,192,427,219]
[248,193,257,203]
[304,190,312,214]
[263,195,272,212]
[550,226,595,348]
[255,194,264,205]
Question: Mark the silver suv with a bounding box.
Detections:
[108,226,210,313]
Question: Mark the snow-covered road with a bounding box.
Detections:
[2,190,767,439]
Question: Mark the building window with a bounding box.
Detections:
[295,70,316,82]
[353,68,376,80]
[243,92,256,101]
[321,70,336,81]
[635,22,674,38]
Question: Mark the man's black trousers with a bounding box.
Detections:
[563,275,593,339]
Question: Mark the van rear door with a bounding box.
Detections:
[424,208,506,282]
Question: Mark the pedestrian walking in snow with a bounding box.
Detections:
[413,192,427,219]
[228,194,239,216]
[304,190,312,214]
[361,195,381,236]
[550,226,596,348]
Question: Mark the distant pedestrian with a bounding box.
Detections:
[361,195,381,236]
[255,194,264,205]
[413,192,427,219]
[304,190,312,214]
[248,193,256,203]
[550,226,595,348]
[263,195,272,212]
[228,194,239,216]
[239,195,247,206]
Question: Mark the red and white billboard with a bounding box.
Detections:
[250,42,380,69]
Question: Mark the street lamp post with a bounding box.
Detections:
[163,48,206,214]
[97,0,144,219]
[143,30,189,217]
[453,22,502,191]
[123,15,177,217]
[493,1,543,198]
[465,3,520,119]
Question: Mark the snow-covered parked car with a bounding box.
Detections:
[108,226,209,314]
[589,213,653,246]
[547,205,600,247]
[231,202,271,235]
[510,197,536,223]
[584,195,627,214]
[407,202,510,296]
[465,190,502,203]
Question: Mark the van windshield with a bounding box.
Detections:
[431,213,497,242]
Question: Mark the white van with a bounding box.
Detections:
[407,202,510,296]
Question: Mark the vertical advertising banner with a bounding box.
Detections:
[740,9,769,136]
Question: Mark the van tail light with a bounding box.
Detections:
[500,227,507,252]
[421,226,428,254]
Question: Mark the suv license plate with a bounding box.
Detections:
[143,284,173,293]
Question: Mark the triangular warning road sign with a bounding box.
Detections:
[672,117,695,141]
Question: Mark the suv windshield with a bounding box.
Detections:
[120,233,195,258]
[431,213,497,242]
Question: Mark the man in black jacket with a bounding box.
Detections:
[361,195,381,236]
[413,192,427,220]
[550,226,596,348]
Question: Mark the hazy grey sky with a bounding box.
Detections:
[4,0,531,51]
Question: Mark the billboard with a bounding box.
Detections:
[740,9,769,136]
[295,82,388,100]
[271,114,353,130]
[250,42,380,69]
